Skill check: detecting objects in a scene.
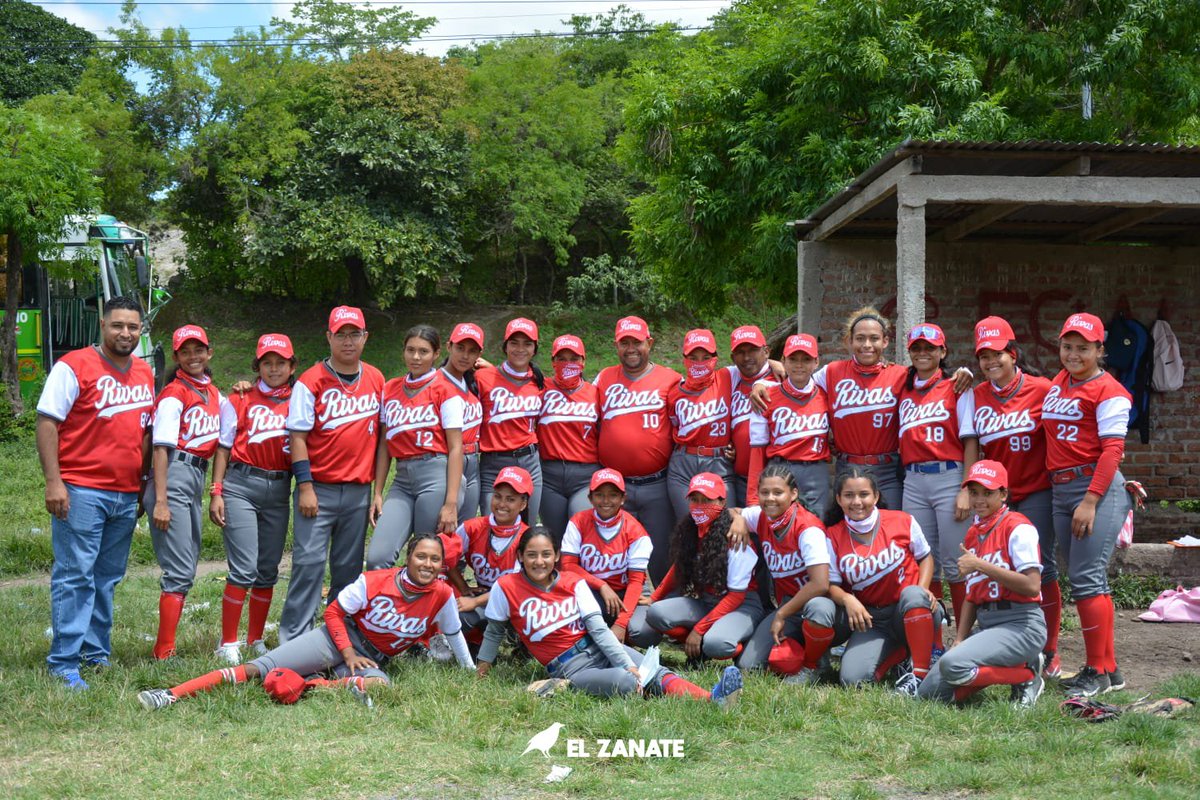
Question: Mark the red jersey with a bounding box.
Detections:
[729,365,771,477]
[898,376,976,464]
[485,570,596,666]
[36,347,154,493]
[456,515,529,589]
[324,568,461,658]
[962,509,1042,605]
[227,382,291,472]
[152,376,225,459]
[972,372,1052,502]
[595,364,680,477]
[826,509,931,607]
[560,509,652,591]
[380,371,464,459]
[537,380,599,463]
[1042,371,1132,470]
[817,361,907,456]
[287,361,384,484]
[440,368,481,450]
[749,379,830,462]
[475,365,542,452]
[668,368,734,447]
[740,504,829,600]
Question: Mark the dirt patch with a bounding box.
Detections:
[0,556,290,590]
[1055,605,1200,690]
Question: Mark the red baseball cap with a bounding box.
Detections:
[449,322,485,349]
[906,323,946,348]
[730,325,767,351]
[589,467,626,493]
[783,334,819,359]
[262,667,307,704]
[614,316,650,342]
[256,333,294,360]
[682,328,717,356]
[1059,313,1105,343]
[962,459,1009,491]
[504,317,539,342]
[172,324,209,352]
[494,466,534,496]
[687,472,726,500]
[552,335,585,357]
[974,316,1016,354]
[328,305,366,332]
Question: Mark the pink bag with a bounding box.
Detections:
[1138,585,1200,623]
[1117,510,1134,549]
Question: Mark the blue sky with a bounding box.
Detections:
[34,1,726,57]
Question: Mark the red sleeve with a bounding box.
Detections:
[323,600,352,652]
[616,571,646,629]
[1088,436,1125,497]
[746,446,766,506]
[649,566,677,602]
[560,554,606,590]
[693,590,746,636]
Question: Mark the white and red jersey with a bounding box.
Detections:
[151,375,228,460]
[379,371,464,459]
[441,368,482,451]
[475,366,542,452]
[730,365,772,477]
[225,381,291,472]
[456,515,529,590]
[287,361,384,484]
[814,361,907,456]
[324,568,461,658]
[898,376,976,464]
[749,378,830,462]
[485,570,596,666]
[1042,371,1132,470]
[538,380,599,463]
[560,509,652,591]
[595,364,680,477]
[36,346,154,493]
[668,368,734,448]
[963,509,1042,605]
[740,504,830,600]
[826,509,930,607]
[972,372,1052,502]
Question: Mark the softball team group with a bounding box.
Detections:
[124,304,1133,711]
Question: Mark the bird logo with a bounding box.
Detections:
[521,722,565,757]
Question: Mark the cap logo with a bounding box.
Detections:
[694,477,715,489]
[618,320,642,333]
[1067,314,1094,331]
[978,327,1001,339]
[976,466,997,478]
[261,336,287,348]
[732,329,758,342]
[510,320,535,334]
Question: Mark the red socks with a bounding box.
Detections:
[1076,594,1116,672]
[874,645,909,681]
[172,665,248,699]
[220,584,248,645]
[1040,579,1062,655]
[967,664,1035,687]
[660,672,709,700]
[949,582,967,624]
[902,607,935,679]
[246,587,274,645]
[801,620,835,670]
[662,626,690,644]
[154,592,186,659]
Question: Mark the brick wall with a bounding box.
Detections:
[801,241,1200,540]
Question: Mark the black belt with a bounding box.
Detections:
[906,461,961,474]
[979,600,1014,612]
[546,635,593,674]
[230,461,289,481]
[487,444,538,458]
[625,468,668,486]
[172,450,209,470]
[397,452,441,463]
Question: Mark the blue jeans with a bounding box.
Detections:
[47,484,138,674]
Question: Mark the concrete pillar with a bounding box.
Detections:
[796,240,823,337]
[894,198,926,363]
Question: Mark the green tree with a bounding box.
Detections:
[0,107,100,412]
[271,0,435,61]
[621,0,1200,312]
[0,0,96,105]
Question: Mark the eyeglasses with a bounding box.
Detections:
[908,325,940,343]
[333,330,366,342]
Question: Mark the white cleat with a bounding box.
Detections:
[214,642,242,665]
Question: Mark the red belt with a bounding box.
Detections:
[842,453,897,466]
[462,442,479,456]
[1050,464,1095,485]
[677,445,725,457]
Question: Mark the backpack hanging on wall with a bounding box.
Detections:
[1151,318,1185,392]
[1105,311,1152,444]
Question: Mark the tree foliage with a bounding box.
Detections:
[0,0,95,105]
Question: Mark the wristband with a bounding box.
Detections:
[291,459,313,484]
[210,482,223,497]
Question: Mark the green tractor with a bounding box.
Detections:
[7,214,171,401]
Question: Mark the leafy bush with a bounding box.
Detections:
[566,254,675,314]
[0,383,39,442]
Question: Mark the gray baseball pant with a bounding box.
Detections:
[738,595,806,671]
[771,458,832,518]
[480,449,543,525]
[902,463,969,582]
[278,481,370,643]
[366,454,450,570]
[548,642,647,697]
[221,464,291,588]
[540,459,599,543]
[1010,489,1057,582]
[620,471,675,584]
[645,591,765,659]
[836,455,904,512]
[918,604,1046,702]
[839,584,944,686]
[145,458,206,595]
[458,452,480,520]
[667,450,735,523]
[250,625,388,682]
[1053,470,1130,599]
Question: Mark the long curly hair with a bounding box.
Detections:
[669,509,733,596]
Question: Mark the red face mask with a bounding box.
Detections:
[689,502,724,529]
[684,357,718,390]
[554,361,584,389]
